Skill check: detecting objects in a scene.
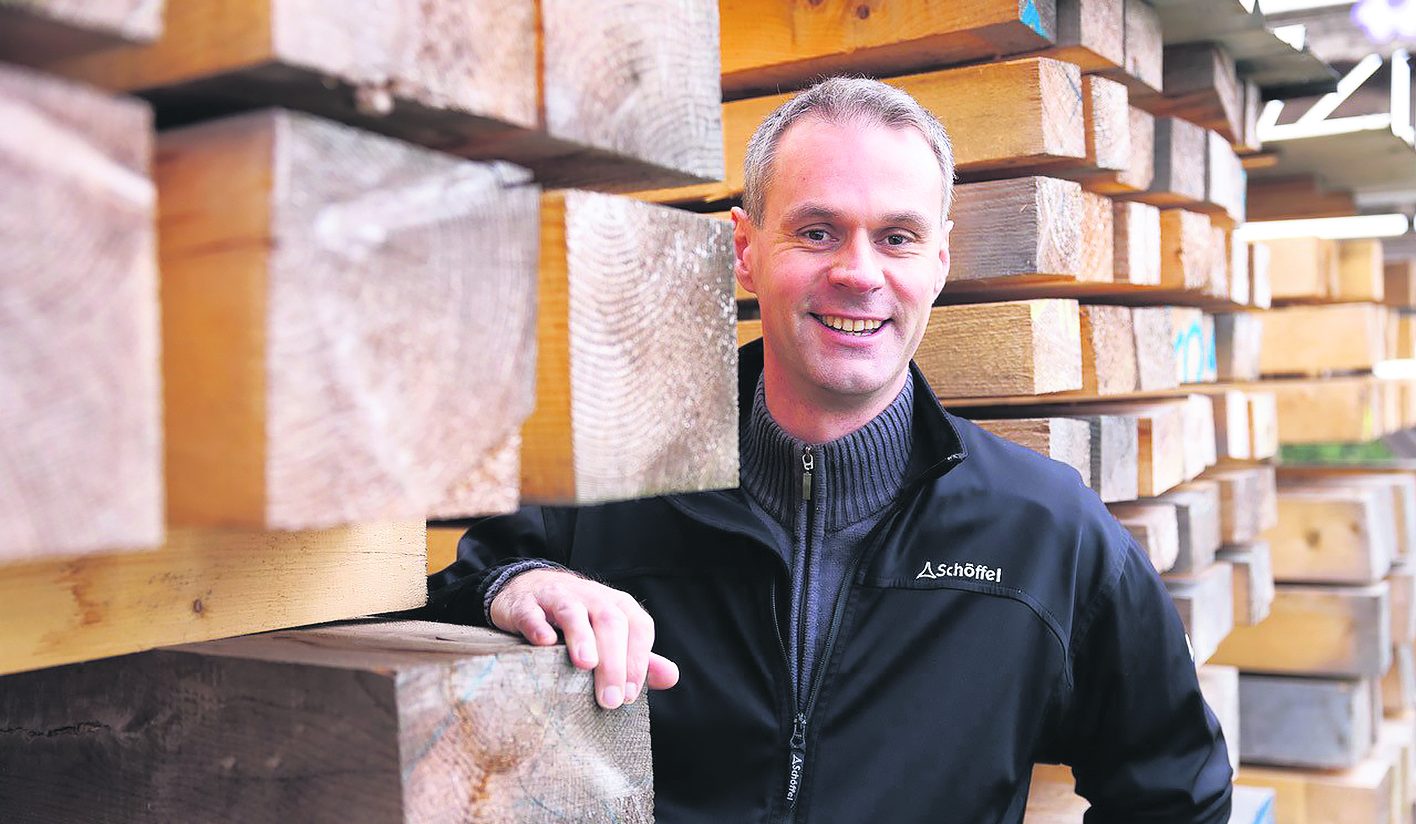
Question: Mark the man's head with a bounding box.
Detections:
[732,77,955,424]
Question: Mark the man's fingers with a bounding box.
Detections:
[549,599,598,670]
[513,601,557,646]
[646,652,680,691]
[590,606,629,710]
[623,608,655,704]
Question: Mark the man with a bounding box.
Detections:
[426,77,1233,822]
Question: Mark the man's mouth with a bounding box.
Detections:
[812,313,887,336]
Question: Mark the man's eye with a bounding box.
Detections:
[885,233,913,246]
[803,229,830,242]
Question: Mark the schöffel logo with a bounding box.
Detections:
[916,560,1003,584]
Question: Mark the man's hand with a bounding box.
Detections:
[489,568,680,709]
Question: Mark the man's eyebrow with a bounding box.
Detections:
[881,211,934,234]
[779,204,842,226]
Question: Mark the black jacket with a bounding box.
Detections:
[426,340,1233,823]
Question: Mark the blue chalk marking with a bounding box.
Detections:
[1021,0,1047,37]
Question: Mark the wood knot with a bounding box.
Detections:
[856,4,870,19]
[192,598,204,615]
[1304,528,1322,548]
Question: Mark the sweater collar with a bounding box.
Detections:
[739,371,914,532]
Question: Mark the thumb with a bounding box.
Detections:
[646,652,680,691]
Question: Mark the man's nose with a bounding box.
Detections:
[827,232,885,291]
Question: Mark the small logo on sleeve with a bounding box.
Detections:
[916,560,1003,584]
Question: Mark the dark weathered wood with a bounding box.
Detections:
[159,109,540,528]
[1240,674,1374,770]
[40,0,723,190]
[1129,117,1206,207]
[523,191,738,505]
[1137,43,1242,143]
[0,621,653,823]
[0,62,162,560]
[0,0,162,64]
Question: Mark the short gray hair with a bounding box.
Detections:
[741,76,955,225]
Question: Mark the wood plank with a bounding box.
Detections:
[1127,117,1206,207]
[0,522,425,676]
[426,525,462,576]
[1337,239,1386,304]
[947,176,1084,289]
[1391,560,1416,645]
[1158,480,1223,574]
[1214,311,1261,381]
[1265,237,1338,303]
[1247,176,1356,222]
[1229,785,1277,824]
[1045,0,1123,72]
[1275,470,1416,564]
[717,0,1058,99]
[1248,391,1280,460]
[1171,307,1216,385]
[1238,756,1396,824]
[1211,390,1253,462]
[0,0,162,64]
[1239,674,1374,769]
[1096,0,1163,96]
[1217,541,1275,627]
[1181,393,1219,481]
[917,300,1083,399]
[1056,73,1136,191]
[1078,190,1115,282]
[1131,306,1179,392]
[1212,583,1391,679]
[1268,484,1395,585]
[1261,376,1386,445]
[1384,260,1416,309]
[159,109,539,529]
[638,57,1087,206]
[0,621,652,823]
[975,418,1092,488]
[1382,644,1416,716]
[1250,241,1272,309]
[1138,43,1242,144]
[1259,304,1387,377]
[1197,663,1240,772]
[1074,103,1156,195]
[1203,129,1246,226]
[1229,235,1251,307]
[1236,79,1262,155]
[1,63,162,560]
[522,191,737,506]
[1396,311,1416,359]
[1112,200,1161,284]
[1162,560,1234,664]
[1158,208,1214,291]
[1086,414,1141,503]
[1210,465,1278,545]
[1108,499,1180,572]
[40,0,722,190]
[1079,305,1137,396]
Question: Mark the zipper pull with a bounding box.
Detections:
[785,713,808,807]
[801,446,814,501]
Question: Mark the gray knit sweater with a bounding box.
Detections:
[739,374,914,702]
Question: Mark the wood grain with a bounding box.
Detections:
[1336,239,1385,303]
[1109,500,1179,572]
[1214,312,1261,381]
[1238,756,1396,824]
[1240,674,1374,770]
[1131,306,1179,392]
[1259,303,1387,377]
[1112,200,1161,284]
[718,0,1057,98]
[159,109,540,529]
[1218,541,1275,627]
[1130,117,1206,207]
[1203,130,1246,226]
[1385,260,1416,309]
[1197,664,1240,772]
[522,191,738,505]
[0,62,162,560]
[1079,305,1137,396]
[0,522,425,676]
[975,418,1092,488]
[1046,0,1123,71]
[920,299,1082,398]
[0,621,652,823]
[1078,191,1115,283]
[0,0,161,63]
[947,176,1083,288]
[1265,237,1338,303]
[1260,376,1386,444]
[1212,583,1391,679]
[1104,0,1162,96]
[1157,480,1222,574]
[1211,465,1279,545]
[1158,208,1213,291]
[1269,485,1395,585]
[1138,44,1242,144]
[1163,560,1233,664]
[1170,308,1215,385]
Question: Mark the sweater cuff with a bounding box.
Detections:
[480,559,566,624]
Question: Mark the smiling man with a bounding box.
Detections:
[426,78,1233,823]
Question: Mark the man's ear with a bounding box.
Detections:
[730,206,757,295]
[933,218,953,300]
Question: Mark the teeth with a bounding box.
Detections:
[819,315,883,334]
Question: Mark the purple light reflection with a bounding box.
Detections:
[1353,0,1416,41]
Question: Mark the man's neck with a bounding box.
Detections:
[761,362,910,444]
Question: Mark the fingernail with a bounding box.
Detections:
[625,682,640,704]
[601,685,623,709]
[578,646,597,668]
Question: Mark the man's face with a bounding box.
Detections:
[733,117,950,410]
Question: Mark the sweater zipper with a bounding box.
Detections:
[783,445,814,812]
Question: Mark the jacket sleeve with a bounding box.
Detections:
[420,505,577,627]
[1061,529,1234,824]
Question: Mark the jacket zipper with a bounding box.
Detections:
[783,445,814,812]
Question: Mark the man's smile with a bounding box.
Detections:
[811,313,889,336]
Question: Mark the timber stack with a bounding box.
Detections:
[1,1,734,821]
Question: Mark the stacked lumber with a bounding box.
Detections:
[2,2,734,816]
[1213,466,1416,822]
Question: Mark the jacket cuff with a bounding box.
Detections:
[479,558,567,624]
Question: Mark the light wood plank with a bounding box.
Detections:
[1238,754,1396,824]
[1203,129,1246,226]
[1210,465,1278,545]
[975,418,1092,488]
[1158,208,1214,291]
[1265,237,1338,303]
[1157,480,1223,574]
[919,299,1083,398]
[1128,117,1206,207]
[1079,305,1138,396]
[1268,484,1395,585]
[1384,260,1416,309]
[1337,239,1385,303]
[1218,541,1275,627]
[1137,44,1242,143]
[1112,200,1161,284]
[1260,303,1387,377]
[0,62,162,560]
[948,176,1084,288]
[1163,560,1234,664]
[1197,663,1240,772]
[1211,390,1252,462]
[1247,391,1280,460]
[1212,583,1391,679]
[1132,306,1179,392]
[159,109,540,529]
[0,522,425,676]
[1096,0,1162,96]
[1214,311,1261,381]
[0,621,651,822]
[523,191,738,505]
[1109,499,1180,572]
[1259,376,1386,444]
[1171,307,1215,385]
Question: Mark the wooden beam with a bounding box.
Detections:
[1163,560,1234,664]
[1158,480,1223,574]
[1260,304,1387,377]
[1383,644,1416,716]
[1131,306,1180,392]
[1113,200,1161,284]
[1055,73,1136,190]
[427,525,462,576]
[1214,312,1261,381]
[1203,129,1246,226]
[1247,176,1356,222]
[40,0,723,190]
[1236,78,1262,155]
[1250,241,1272,309]
[1248,391,1280,460]
[1128,117,1206,207]
[1259,376,1386,444]
[0,522,425,676]
[1046,0,1123,71]
[1097,0,1163,96]
[974,418,1092,488]
[1197,664,1240,772]
[1337,240,1385,303]
[0,0,162,64]
[638,57,1087,206]
[1078,190,1116,282]
[1171,307,1216,386]
[1087,414,1141,502]
[1212,583,1391,679]
[1390,560,1416,644]
[1238,756,1396,824]
[1109,500,1180,572]
[717,0,1058,99]
[1137,43,1242,144]
[1158,208,1215,291]
[1,63,162,560]
[1265,237,1338,303]
[1275,469,1416,563]
[947,176,1084,289]
[1210,465,1278,545]
[1239,674,1374,770]
[919,300,1083,399]
[158,109,539,529]
[1211,390,1253,462]
[1384,260,1416,309]
[523,191,738,505]
[1079,305,1138,396]
[1182,393,1219,481]
[1268,484,1395,585]
[1218,541,1275,627]
[0,621,652,822]
[1073,103,1156,194]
